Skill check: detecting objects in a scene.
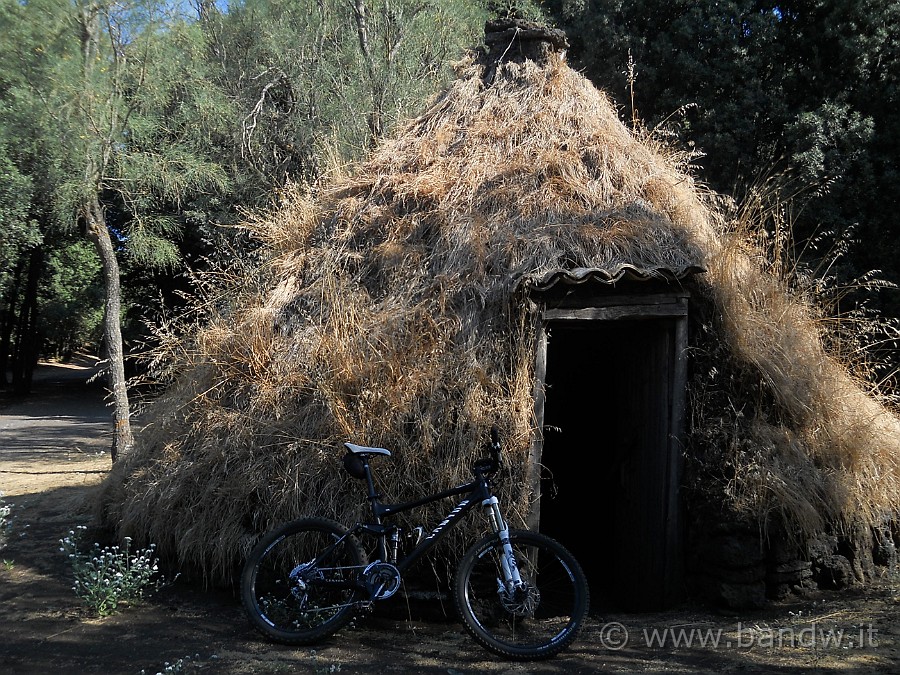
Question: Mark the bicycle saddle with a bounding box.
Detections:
[344,443,391,457]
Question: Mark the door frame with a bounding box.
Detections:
[527,283,690,606]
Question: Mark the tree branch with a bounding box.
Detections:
[242,68,290,161]
[351,0,376,79]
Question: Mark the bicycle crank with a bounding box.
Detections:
[362,562,402,600]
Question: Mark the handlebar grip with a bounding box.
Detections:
[489,425,501,471]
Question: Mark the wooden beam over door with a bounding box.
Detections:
[544,303,687,321]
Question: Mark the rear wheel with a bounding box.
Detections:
[454,529,589,660]
[241,517,367,644]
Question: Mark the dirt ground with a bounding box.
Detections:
[1,359,899,674]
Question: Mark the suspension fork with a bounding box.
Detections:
[482,496,524,590]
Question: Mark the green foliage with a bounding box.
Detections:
[0,0,233,259]
[0,148,40,291]
[0,0,246,392]
[543,0,900,320]
[486,0,546,21]
[39,239,104,357]
[121,215,181,268]
[59,526,168,617]
[113,16,233,231]
[788,102,875,185]
[202,0,488,199]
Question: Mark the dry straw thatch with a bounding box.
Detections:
[99,26,900,587]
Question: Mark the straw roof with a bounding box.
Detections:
[98,26,900,585]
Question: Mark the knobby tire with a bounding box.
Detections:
[454,529,589,660]
[240,517,367,645]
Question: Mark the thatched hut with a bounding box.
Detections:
[99,20,900,611]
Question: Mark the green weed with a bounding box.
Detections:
[60,525,171,616]
[139,653,207,674]
[0,492,12,550]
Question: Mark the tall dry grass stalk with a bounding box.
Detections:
[689,180,900,545]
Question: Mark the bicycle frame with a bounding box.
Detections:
[302,460,517,596]
[362,476,490,573]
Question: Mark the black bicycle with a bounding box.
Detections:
[240,427,589,660]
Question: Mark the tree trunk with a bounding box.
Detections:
[84,195,133,462]
[0,258,25,388]
[10,248,42,396]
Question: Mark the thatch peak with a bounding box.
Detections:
[482,18,569,78]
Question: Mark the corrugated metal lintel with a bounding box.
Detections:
[523,264,706,292]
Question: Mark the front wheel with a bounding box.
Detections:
[454,530,589,660]
[240,517,367,645]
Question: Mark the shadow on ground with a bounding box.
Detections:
[1,359,897,674]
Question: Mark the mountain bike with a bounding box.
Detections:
[240,426,589,660]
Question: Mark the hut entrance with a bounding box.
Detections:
[529,283,689,612]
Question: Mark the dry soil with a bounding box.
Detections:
[1,358,898,674]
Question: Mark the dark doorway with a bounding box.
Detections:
[538,319,681,612]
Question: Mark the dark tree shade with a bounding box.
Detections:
[544,0,900,317]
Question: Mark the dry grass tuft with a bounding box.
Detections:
[688,187,900,548]
[99,49,899,585]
